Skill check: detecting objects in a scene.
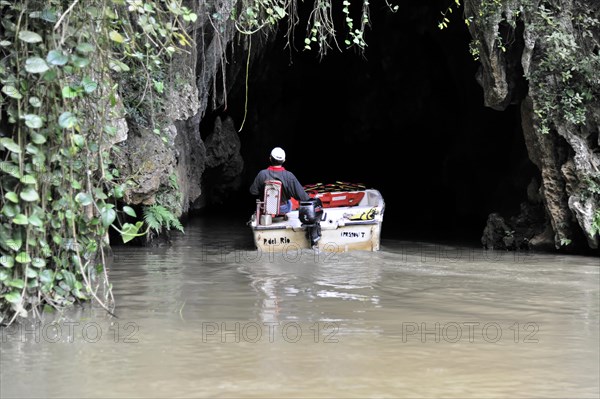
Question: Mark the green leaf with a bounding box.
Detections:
[75,192,93,206]
[0,138,21,153]
[6,278,25,288]
[6,192,19,203]
[20,175,37,185]
[43,69,57,82]
[28,214,43,227]
[5,238,22,252]
[39,269,54,283]
[25,57,50,74]
[109,30,125,43]
[101,207,117,227]
[72,134,85,147]
[24,114,43,128]
[94,187,108,200]
[76,43,95,53]
[105,125,118,136]
[123,206,137,217]
[20,186,40,202]
[26,268,38,278]
[29,96,42,107]
[82,77,98,93]
[0,161,21,178]
[34,9,58,23]
[62,85,79,98]
[31,132,47,144]
[0,255,14,269]
[2,204,20,218]
[153,80,164,93]
[71,54,90,68]
[62,270,77,290]
[26,143,39,155]
[31,257,46,268]
[18,30,43,43]
[86,5,101,17]
[4,291,21,304]
[47,49,69,66]
[2,85,23,99]
[43,9,58,22]
[187,13,198,22]
[15,252,32,263]
[273,6,285,18]
[121,221,144,243]
[0,269,9,280]
[109,59,130,72]
[13,214,29,225]
[113,185,124,199]
[58,112,77,129]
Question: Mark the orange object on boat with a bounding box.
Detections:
[291,191,364,210]
[291,197,300,210]
[311,191,365,208]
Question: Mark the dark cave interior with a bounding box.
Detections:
[200,2,537,244]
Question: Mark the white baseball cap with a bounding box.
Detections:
[270,147,286,162]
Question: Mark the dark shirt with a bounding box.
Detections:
[249,166,310,202]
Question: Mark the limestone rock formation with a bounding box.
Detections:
[115,1,249,218]
[203,116,244,205]
[467,0,600,250]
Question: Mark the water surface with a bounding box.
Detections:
[1,217,598,398]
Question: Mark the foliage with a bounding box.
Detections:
[0,0,196,324]
[0,0,406,324]
[143,204,184,236]
[210,0,398,129]
[439,0,600,135]
[209,0,398,58]
[439,0,599,246]
[154,173,183,218]
[438,0,463,30]
[526,3,599,134]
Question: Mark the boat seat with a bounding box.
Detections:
[263,179,286,217]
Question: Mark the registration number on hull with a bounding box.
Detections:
[340,231,367,239]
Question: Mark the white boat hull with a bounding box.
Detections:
[250,189,385,253]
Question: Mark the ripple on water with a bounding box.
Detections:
[1,218,598,398]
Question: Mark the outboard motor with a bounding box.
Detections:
[299,198,323,247]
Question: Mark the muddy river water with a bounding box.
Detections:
[1,217,598,398]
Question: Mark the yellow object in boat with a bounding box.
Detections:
[346,208,377,221]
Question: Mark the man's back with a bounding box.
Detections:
[250,167,310,203]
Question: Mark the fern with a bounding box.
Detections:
[143,205,184,234]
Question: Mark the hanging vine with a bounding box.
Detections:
[0,0,197,325]
[1,0,405,324]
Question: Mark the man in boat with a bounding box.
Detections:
[249,147,310,214]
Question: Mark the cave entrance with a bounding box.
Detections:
[200,3,534,244]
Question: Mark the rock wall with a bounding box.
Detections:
[114,1,253,218]
[467,0,600,250]
[112,0,598,251]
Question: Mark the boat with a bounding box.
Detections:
[249,182,385,252]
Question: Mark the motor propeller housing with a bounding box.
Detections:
[299,198,323,247]
[299,198,323,225]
